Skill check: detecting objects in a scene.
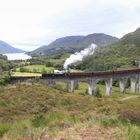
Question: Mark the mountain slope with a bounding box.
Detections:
[30,33,118,56]
[74,28,140,71]
[0,40,24,54]
[32,36,84,55]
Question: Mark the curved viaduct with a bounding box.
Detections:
[41,69,140,95]
[10,68,140,96]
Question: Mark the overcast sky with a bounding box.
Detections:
[0,0,140,51]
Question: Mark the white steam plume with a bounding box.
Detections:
[63,43,97,69]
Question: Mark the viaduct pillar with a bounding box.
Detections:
[74,80,78,89]
[130,76,137,93]
[67,80,77,93]
[88,79,96,95]
[138,76,140,93]
[105,78,112,96]
[119,78,128,93]
[138,61,140,68]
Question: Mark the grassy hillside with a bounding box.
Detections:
[74,28,140,71]
[120,27,140,46]
[0,83,140,139]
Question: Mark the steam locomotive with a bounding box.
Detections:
[42,68,140,79]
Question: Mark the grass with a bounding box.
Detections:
[69,69,83,72]
[11,72,41,77]
[16,65,55,73]
[55,81,139,98]
[0,124,11,138]
[0,83,140,139]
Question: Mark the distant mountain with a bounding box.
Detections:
[30,33,118,56]
[0,40,25,54]
[75,28,140,71]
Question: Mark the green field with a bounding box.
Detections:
[11,72,41,77]
[0,82,139,140]
[16,65,55,73]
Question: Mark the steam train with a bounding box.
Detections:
[42,68,140,79]
[10,68,140,82]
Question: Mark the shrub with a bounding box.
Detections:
[98,107,112,115]
[19,67,27,72]
[33,68,38,73]
[0,72,10,85]
[126,125,140,140]
[0,124,10,137]
[75,83,79,90]
[0,79,5,85]
[97,117,119,127]
[42,69,47,74]
[120,110,140,124]
[53,84,64,91]
[94,87,102,98]
[68,111,77,124]
[31,115,47,128]
[85,89,89,95]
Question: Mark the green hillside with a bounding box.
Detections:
[120,27,140,46]
[74,28,140,71]
[30,33,118,56]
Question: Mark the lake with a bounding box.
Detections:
[4,53,32,60]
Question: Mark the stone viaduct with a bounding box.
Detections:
[41,69,140,95]
[10,68,140,96]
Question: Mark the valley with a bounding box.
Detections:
[0,28,140,140]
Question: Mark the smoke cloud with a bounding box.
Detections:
[63,43,97,69]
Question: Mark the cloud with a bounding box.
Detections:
[0,0,140,50]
